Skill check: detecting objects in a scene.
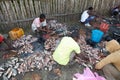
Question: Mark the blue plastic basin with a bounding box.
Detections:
[91,29,104,43]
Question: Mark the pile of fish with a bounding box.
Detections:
[75,33,104,69]
[0,21,107,79]
[44,37,61,52]
[0,51,56,80]
[48,20,69,36]
[17,51,56,74]
[0,57,21,80]
[0,35,60,79]
[12,35,38,48]
[12,35,38,54]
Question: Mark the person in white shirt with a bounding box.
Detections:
[80,7,95,27]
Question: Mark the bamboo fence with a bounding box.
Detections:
[0,0,120,33]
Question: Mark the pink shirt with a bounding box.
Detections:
[31,18,47,32]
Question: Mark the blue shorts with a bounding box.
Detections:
[84,16,95,24]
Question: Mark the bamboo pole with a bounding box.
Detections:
[38,0,42,14]
[29,0,35,17]
[24,0,31,18]
[13,0,21,19]
[34,0,39,16]
[1,1,10,21]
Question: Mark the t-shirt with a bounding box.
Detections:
[80,10,89,22]
[95,49,120,71]
[52,37,81,65]
[31,18,47,32]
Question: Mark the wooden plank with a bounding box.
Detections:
[54,0,56,14]
[1,1,13,31]
[0,9,5,32]
[81,0,86,11]
[13,0,21,19]
[79,0,83,12]
[57,0,60,14]
[34,0,40,16]
[95,0,99,10]
[10,1,19,28]
[74,0,78,13]
[24,0,32,30]
[39,0,44,13]
[46,0,51,18]
[9,1,17,20]
[20,0,29,28]
[70,0,74,13]
[45,0,48,14]
[19,0,27,19]
[52,0,55,14]
[4,1,13,21]
[0,2,8,31]
[1,1,10,21]
[42,0,46,14]
[55,0,57,14]
[38,0,42,14]
[0,6,4,21]
[12,0,23,28]
[29,0,35,17]
[5,1,18,29]
[84,0,88,10]
[24,0,31,18]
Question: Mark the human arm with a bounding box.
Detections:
[37,26,52,33]
[95,52,117,69]
[37,19,52,33]
[31,18,40,32]
[73,41,81,54]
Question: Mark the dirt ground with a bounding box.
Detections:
[0,22,104,80]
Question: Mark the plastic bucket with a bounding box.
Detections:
[99,22,109,33]
[9,28,24,40]
[91,29,104,43]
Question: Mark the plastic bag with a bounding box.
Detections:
[100,22,109,33]
[73,67,106,80]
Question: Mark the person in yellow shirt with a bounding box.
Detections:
[52,32,81,65]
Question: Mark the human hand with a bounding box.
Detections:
[95,62,102,69]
